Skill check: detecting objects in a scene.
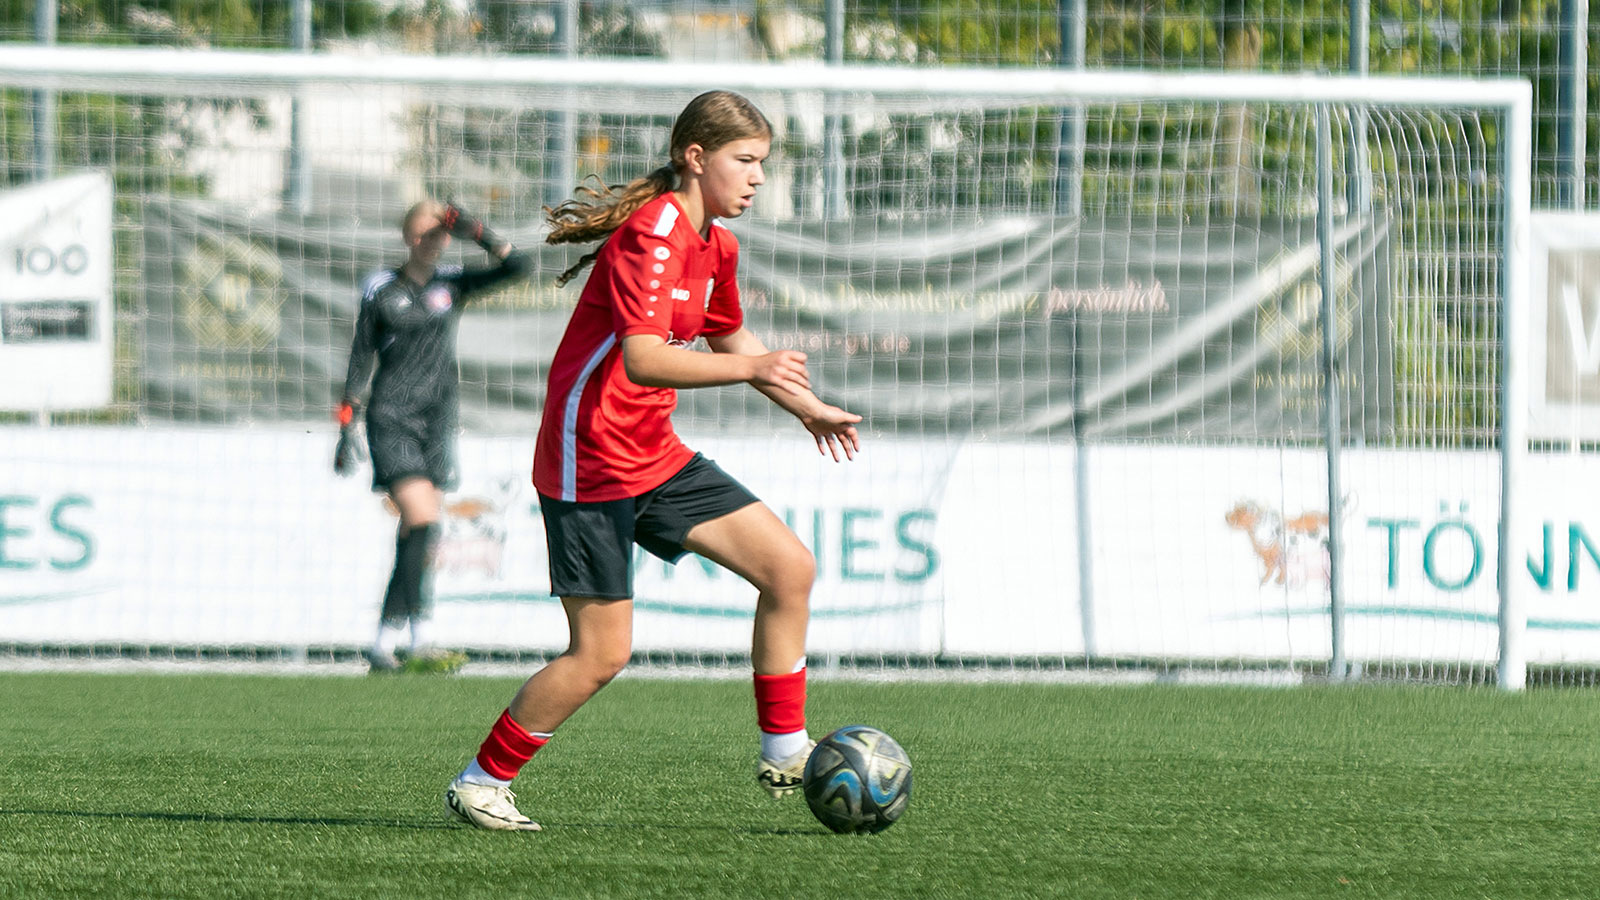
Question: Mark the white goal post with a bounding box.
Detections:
[0,45,1536,687]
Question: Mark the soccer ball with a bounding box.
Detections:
[801,724,912,834]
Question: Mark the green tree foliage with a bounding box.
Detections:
[0,0,384,47]
[847,0,1061,65]
[2,1,386,188]
[473,1,665,57]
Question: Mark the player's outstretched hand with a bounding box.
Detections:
[802,404,862,462]
[750,350,810,395]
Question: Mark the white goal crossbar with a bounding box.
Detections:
[0,43,1535,108]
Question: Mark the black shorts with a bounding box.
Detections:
[539,453,759,599]
[366,408,458,492]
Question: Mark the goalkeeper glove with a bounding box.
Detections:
[333,402,367,476]
[441,201,506,254]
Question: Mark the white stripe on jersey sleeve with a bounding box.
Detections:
[361,269,396,302]
[652,203,679,237]
[560,334,619,502]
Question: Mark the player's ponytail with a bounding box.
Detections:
[547,166,677,287]
[546,90,772,288]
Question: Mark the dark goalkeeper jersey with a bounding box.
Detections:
[341,253,531,421]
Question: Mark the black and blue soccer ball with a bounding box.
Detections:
[801,724,912,834]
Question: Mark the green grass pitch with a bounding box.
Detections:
[2,672,1599,899]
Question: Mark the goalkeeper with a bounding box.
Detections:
[335,199,531,672]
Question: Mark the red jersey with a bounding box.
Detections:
[533,192,745,502]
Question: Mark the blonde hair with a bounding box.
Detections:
[401,200,445,242]
[546,90,772,287]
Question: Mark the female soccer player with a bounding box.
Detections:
[336,200,531,672]
[445,91,861,831]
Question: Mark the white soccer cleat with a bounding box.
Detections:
[444,778,542,831]
[756,740,816,798]
[362,647,401,673]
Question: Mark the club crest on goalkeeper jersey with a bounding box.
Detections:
[533,192,744,503]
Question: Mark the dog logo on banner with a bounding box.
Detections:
[1224,500,1331,589]
[434,477,524,579]
[385,477,518,580]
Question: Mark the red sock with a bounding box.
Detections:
[475,709,549,781]
[753,668,807,734]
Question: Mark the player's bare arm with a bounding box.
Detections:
[707,328,862,461]
[621,332,809,393]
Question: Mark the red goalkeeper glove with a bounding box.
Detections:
[441,201,505,254]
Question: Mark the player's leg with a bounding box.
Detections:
[446,493,636,831]
[400,416,463,669]
[365,414,438,671]
[684,503,812,672]
[445,596,633,831]
[510,596,635,731]
[388,477,458,671]
[682,501,817,797]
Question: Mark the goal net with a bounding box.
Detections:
[0,48,1542,685]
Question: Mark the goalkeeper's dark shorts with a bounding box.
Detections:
[538,453,759,599]
[366,407,458,493]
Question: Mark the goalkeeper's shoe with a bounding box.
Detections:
[362,647,401,673]
[445,778,541,832]
[401,648,468,675]
[756,740,816,798]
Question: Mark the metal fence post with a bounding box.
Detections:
[822,0,847,220]
[283,0,312,214]
[1345,0,1372,214]
[546,0,579,210]
[1055,0,1085,219]
[1056,0,1095,664]
[1557,0,1587,209]
[1316,104,1348,682]
[32,0,57,181]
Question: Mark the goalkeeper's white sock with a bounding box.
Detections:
[374,620,406,656]
[409,616,433,653]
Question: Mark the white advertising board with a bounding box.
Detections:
[4,429,1600,666]
[1530,212,1600,441]
[0,430,984,655]
[0,172,114,411]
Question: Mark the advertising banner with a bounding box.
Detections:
[5,429,1600,666]
[1530,212,1600,440]
[136,200,1394,441]
[0,172,114,411]
[0,430,972,655]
